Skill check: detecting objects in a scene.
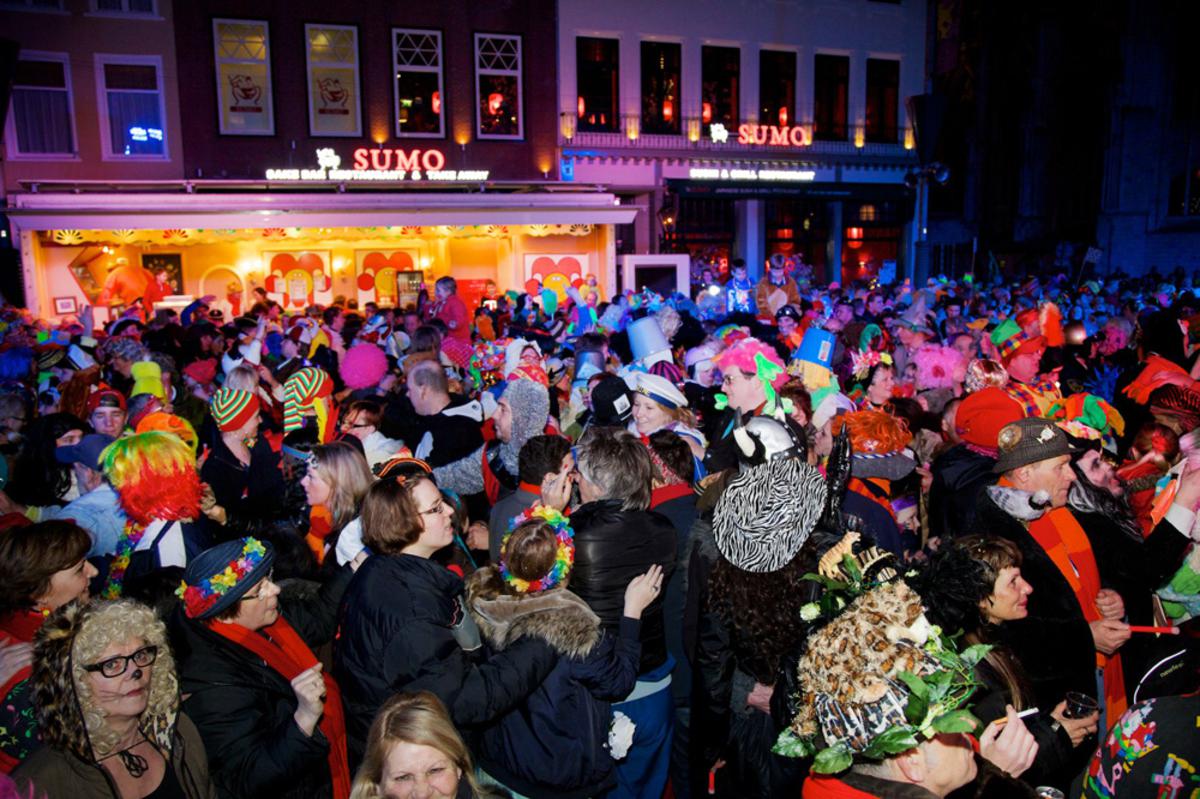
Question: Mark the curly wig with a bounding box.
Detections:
[964,358,1008,393]
[713,339,788,389]
[340,343,390,391]
[831,410,912,456]
[912,345,966,392]
[32,600,179,761]
[101,431,202,525]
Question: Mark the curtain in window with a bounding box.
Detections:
[13,88,73,153]
[106,91,163,155]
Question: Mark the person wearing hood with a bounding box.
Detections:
[432,374,550,507]
[172,538,353,799]
[13,599,217,799]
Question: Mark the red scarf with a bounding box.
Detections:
[0,610,45,773]
[207,616,350,799]
[802,775,878,799]
[846,477,896,520]
[650,483,694,508]
[1020,500,1128,721]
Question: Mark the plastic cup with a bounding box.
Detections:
[1063,691,1098,719]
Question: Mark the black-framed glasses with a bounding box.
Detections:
[240,571,275,602]
[84,645,158,678]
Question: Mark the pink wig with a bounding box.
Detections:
[714,338,788,389]
[340,343,390,390]
[913,345,966,391]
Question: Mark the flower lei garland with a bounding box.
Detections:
[101,520,149,599]
[500,505,574,594]
[174,538,268,618]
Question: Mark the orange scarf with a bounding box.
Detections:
[208,616,350,799]
[1022,502,1128,721]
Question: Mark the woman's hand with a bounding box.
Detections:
[1090,618,1131,654]
[1050,700,1099,746]
[465,521,489,551]
[199,484,227,526]
[1095,588,1125,621]
[291,664,326,736]
[539,469,574,512]
[978,705,1039,779]
[0,636,33,686]
[622,564,664,620]
[746,682,773,714]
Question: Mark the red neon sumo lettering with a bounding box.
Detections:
[349,148,446,172]
[393,150,421,171]
[421,150,445,171]
[370,149,393,170]
[353,148,370,170]
[736,125,809,148]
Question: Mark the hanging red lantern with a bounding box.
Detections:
[701,102,712,124]
[488,93,504,115]
[778,106,788,127]
[577,96,586,118]
[662,98,674,122]
[846,227,864,249]
[431,91,441,115]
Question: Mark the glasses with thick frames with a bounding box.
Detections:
[83,645,158,678]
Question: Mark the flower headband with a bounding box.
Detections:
[850,349,893,382]
[175,538,268,619]
[500,505,574,594]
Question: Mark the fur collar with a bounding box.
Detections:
[986,485,1052,522]
[466,567,600,659]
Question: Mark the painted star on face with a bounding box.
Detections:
[710,123,729,144]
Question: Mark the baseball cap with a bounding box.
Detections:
[56,433,116,472]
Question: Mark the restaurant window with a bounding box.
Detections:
[475,33,522,139]
[96,55,166,158]
[1169,169,1200,217]
[576,36,618,133]
[641,41,681,135]
[306,25,360,137]
[865,58,900,143]
[213,19,274,135]
[759,49,796,129]
[9,54,75,156]
[92,0,155,13]
[813,53,849,141]
[701,45,739,134]
[393,28,443,137]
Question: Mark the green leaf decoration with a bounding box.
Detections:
[714,393,729,410]
[772,729,815,758]
[812,743,854,774]
[904,692,928,725]
[841,554,863,583]
[930,709,979,734]
[862,727,919,758]
[897,671,929,700]
[960,644,992,668]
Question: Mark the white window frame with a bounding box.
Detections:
[474,32,523,141]
[392,27,444,139]
[5,50,79,161]
[213,17,274,136]
[94,53,168,161]
[305,23,361,138]
[87,0,159,17]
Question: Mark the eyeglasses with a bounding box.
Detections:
[83,645,158,678]
[420,498,446,516]
[240,571,275,602]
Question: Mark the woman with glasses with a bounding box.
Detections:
[12,599,217,798]
[172,537,355,799]
[335,467,556,770]
[338,400,408,472]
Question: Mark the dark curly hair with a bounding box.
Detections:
[707,552,812,683]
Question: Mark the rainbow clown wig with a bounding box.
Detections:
[101,431,202,525]
[713,338,791,415]
[284,366,336,443]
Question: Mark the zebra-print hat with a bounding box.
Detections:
[713,456,827,573]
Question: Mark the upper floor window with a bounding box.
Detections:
[576,36,618,133]
[213,19,274,135]
[701,46,739,135]
[306,24,361,137]
[759,49,796,129]
[475,33,522,139]
[1169,169,1200,217]
[95,55,166,158]
[813,53,849,141]
[92,0,155,14]
[393,28,443,138]
[865,58,900,143]
[8,53,75,157]
[641,41,681,135]
[0,0,64,10]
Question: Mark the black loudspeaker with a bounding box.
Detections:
[0,249,25,309]
[905,94,947,167]
[0,39,18,133]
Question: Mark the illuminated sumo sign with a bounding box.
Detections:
[709,123,811,147]
[688,166,816,182]
[265,148,489,182]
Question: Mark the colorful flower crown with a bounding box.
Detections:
[500,505,574,594]
[850,349,893,382]
[175,538,268,619]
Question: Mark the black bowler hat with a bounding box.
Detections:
[179,538,275,620]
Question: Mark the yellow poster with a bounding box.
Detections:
[307,25,361,137]
[214,19,274,135]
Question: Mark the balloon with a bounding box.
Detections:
[524,278,541,296]
[541,288,558,316]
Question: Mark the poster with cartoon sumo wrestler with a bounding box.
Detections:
[355,250,417,307]
[264,251,332,309]
[522,254,588,303]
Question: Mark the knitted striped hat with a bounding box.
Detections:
[209,387,260,433]
[989,319,1045,365]
[283,366,334,441]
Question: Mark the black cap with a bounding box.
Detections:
[590,374,633,426]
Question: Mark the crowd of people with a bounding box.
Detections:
[0,261,1197,799]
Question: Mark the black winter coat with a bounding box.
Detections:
[172,567,352,799]
[928,444,997,540]
[971,490,1097,710]
[333,553,556,766]
[569,499,678,674]
[200,434,286,534]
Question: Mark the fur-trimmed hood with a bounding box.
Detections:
[985,484,1053,522]
[466,567,601,659]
